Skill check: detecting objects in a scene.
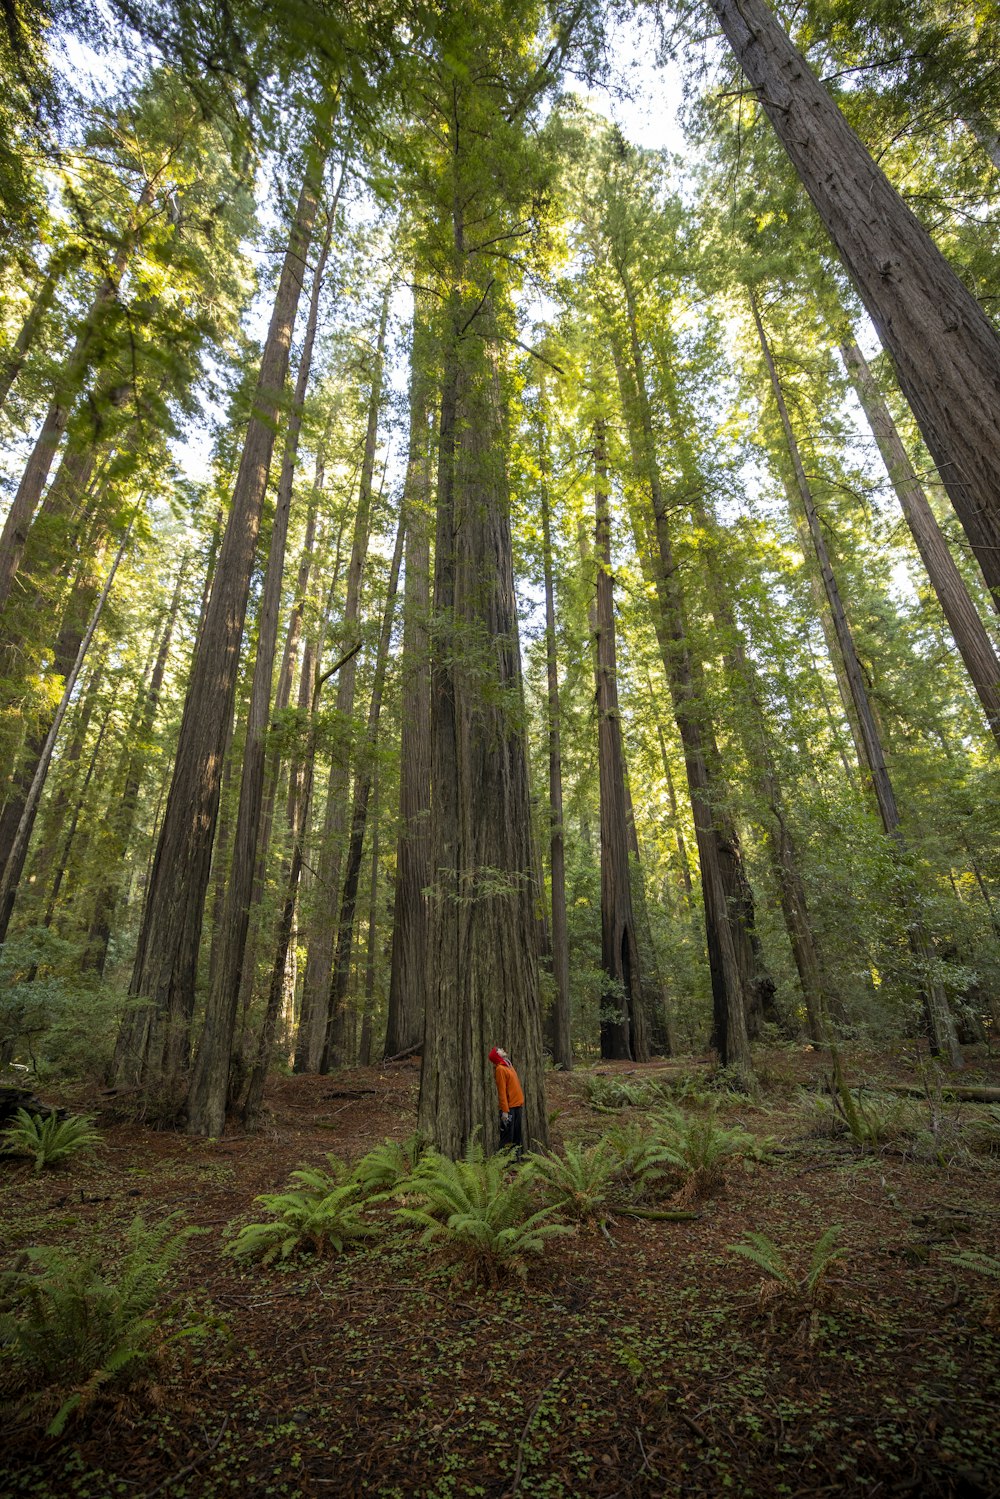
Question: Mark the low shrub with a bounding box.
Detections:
[396,1144,573,1285]
[0,1213,201,1435]
[1,1108,102,1173]
[226,1155,376,1264]
[727,1226,846,1339]
[528,1140,618,1222]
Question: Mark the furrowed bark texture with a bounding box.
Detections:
[323,504,404,1069]
[609,331,752,1077]
[538,403,572,1070]
[113,161,322,1092]
[709,0,1000,612]
[418,302,547,1158]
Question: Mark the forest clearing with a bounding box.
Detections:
[2,1047,1000,1497]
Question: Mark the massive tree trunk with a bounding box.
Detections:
[839,335,1000,751]
[752,289,963,1068]
[186,191,338,1136]
[708,0,1000,614]
[295,282,389,1073]
[322,505,404,1069]
[538,399,572,1070]
[112,157,324,1094]
[593,418,647,1063]
[417,272,546,1156]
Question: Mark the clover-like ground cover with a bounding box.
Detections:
[1,1045,999,1498]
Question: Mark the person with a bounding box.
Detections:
[488,1045,524,1157]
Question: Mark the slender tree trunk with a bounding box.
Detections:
[538,404,572,1070]
[84,557,188,975]
[651,704,693,903]
[0,247,77,414]
[295,282,390,1072]
[0,180,154,614]
[0,523,130,944]
[186,188,339,1135]
[241,644,359,1125]
[357,777,381,1068]
[593,418,646,1062]
[709,0,1000,612]
[384,312,434,1060]
[609,327,752,1077]
[322,504,404,1070]
[112,155,324,1094]
[839,335,1000,750]
[752,288,963,1068]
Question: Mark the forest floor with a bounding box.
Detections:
[1,1044,1000,1499]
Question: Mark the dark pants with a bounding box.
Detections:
[499,1106,523,1157]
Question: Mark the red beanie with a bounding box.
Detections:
[488,1047,509,1067]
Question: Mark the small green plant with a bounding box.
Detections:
[944,1249,1000,1327]
[578,1075,662,1113]
[599,1120,675,1200]
[226,1155,376,1265]
[1,1108,102,1173]
[396,1145,573,1284]
[0,1213,200,1435]
[352,1134,427,1195]
[527,1140,618,1221]
[727,1226,846,1338]
[649,1105,757,1197]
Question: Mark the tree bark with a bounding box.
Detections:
[0,180,154,614]
[84,556,188,975]
[112,155,324,1094]
[0,523,131,945]
[417,282,546,1156]
[708,0,1000,613]
[839,335,1000,751]
[384,311,434,1061]
[751,288,963,1068]
[186,186,339,1135]
[295,282,390,1073]
[538,398,572,1070]
[609,326,752,1079]
[593,418,647,1062]
[322,503,404,1069]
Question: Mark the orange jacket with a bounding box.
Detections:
[494,1062,524,1113]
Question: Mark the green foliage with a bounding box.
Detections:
[598,1119,676,1200]
[527,1139,618,1221]
[728,1226,846,1337]
[395,1145,574,1285]
[1,1109,102,1173]
[0,1213,201,1435]
[226,1156,375,1265]
[577,1074,665,1112]
[648,1105,759,1196]
[351,1134,427,1196]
